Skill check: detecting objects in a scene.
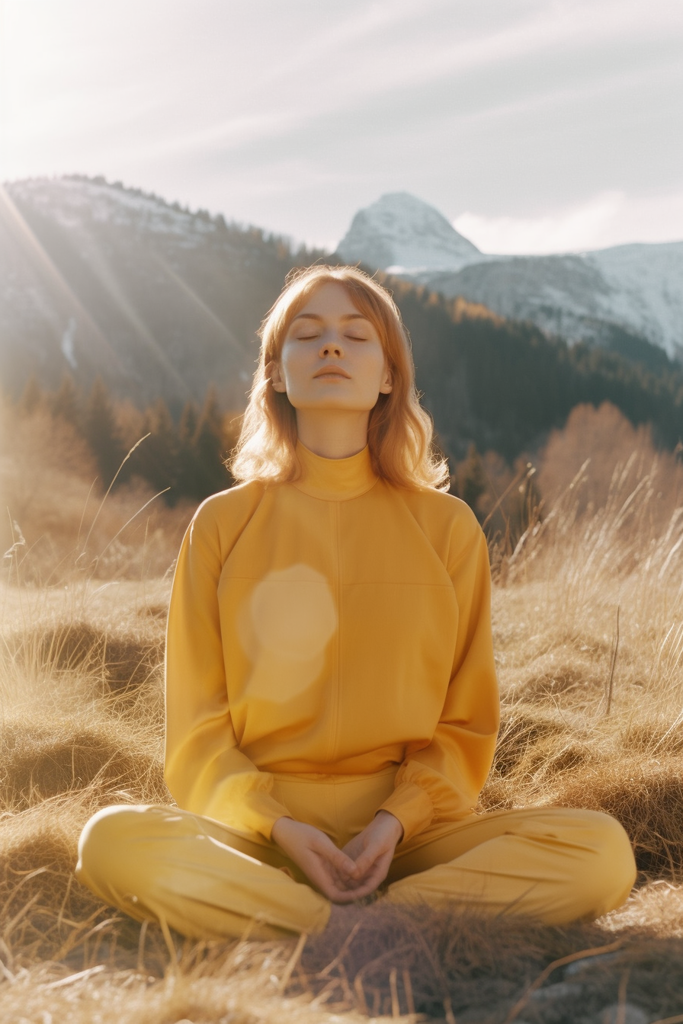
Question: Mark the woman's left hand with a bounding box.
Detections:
[340,810,404,899]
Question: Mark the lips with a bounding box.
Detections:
[314,365,351,379]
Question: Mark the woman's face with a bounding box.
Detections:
[270,282,392,411]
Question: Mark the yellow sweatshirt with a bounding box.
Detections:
[164,441,500,844]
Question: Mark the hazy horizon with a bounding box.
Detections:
[2,0,682,255]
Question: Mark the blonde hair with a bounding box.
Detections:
[228,265,449,490]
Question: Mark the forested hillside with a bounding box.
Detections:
[3,176,683,492]
[392,283,683,460]
[1,176,325,410]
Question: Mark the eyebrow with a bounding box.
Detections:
[291,312,370,323]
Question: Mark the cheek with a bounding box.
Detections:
[360,346,388,384]
[280,345,308,385]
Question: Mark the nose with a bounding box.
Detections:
[319,331,344,358]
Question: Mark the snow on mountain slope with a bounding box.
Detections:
[337,193,683,360]
[337,192,483,273]
[7,175,214,243]
[0,176,301,404]
[587,242,683,356]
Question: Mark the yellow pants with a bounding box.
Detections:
[76,769,636,941]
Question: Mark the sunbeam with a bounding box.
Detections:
[0,184,121,374]
[148,250,244,354]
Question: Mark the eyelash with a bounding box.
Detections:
[296,333,367,342]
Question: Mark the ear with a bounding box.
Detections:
[379,368,393,394]
[267,360,287,393]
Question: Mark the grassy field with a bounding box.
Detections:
[1,403,683,1023]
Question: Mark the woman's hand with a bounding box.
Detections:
[339,810,404,899]
[271,817,363,902]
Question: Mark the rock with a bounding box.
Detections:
[565,951,622,976]
[598,1003,649,1024]
[530,981,586,1003]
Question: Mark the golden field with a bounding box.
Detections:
[1,400,683,1023]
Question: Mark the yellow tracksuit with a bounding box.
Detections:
[77,442,636,937]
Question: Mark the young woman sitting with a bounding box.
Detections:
[76,265,636,941]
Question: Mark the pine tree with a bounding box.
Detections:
[176,400,201,499]
[459,444,488,519]
[83,377,126,488]
[135,399,179,500]
[50,373,81,428]
[178,401,198,446]
[193,387,230,498]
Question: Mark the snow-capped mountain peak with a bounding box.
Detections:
[336,191,683,359]
[336,192,482,274]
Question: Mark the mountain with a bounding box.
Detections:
[0,176,323,408]
[336,194,683,364]
[337,192,483,273]
[3,175,683,467]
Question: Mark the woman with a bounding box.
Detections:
[77,265,636,941]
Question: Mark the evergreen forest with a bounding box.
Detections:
[6,178,683,514]
[12,282,683,516]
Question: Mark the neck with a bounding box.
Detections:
[295,409,370,459]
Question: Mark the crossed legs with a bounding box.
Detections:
[76,800,636,940]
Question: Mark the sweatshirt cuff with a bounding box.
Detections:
[377,781,434,844]
[205,784,292,841]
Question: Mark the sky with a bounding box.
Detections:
[1,0,682,254]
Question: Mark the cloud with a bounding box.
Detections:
[454,190,683,254]
[3,0,682,250]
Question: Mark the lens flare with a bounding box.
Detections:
[238,563,337,701]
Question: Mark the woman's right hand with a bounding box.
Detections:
[271,817,362,902]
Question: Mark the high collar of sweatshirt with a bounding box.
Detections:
[293,440,379,501]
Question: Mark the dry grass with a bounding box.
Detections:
[1,403,192,582]
[484,409,683,885]
[2,402,683,1021]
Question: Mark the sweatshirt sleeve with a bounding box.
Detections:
[378,506,500,843]
[164,497,292,840]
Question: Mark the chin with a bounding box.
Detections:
[293,394,373,411]
[301,406,365,414]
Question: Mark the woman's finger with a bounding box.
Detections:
[352,839,394,878]
[306,860,364,902]
[356,851,393,890]
[352,849,380,877]
[331,875,381,902]
[315,838,361,880]
[323,853,392,902]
